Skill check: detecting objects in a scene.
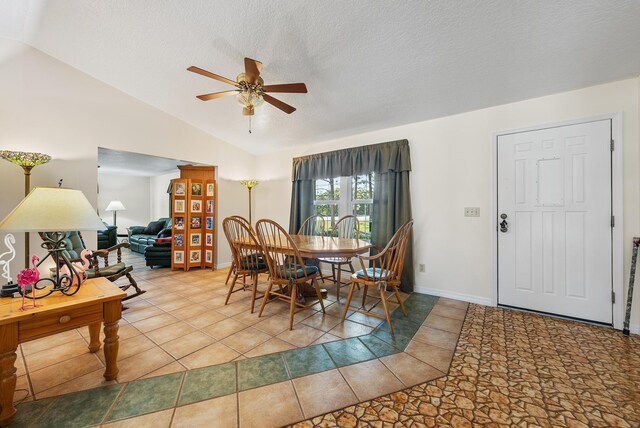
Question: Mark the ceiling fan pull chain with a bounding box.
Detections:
[249,114,252,134]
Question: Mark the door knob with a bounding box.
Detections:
[499,214,508,233]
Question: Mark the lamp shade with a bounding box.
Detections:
[0,187,106,232]
[105,200,126,211]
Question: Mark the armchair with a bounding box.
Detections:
[97,223,117,249]
[341,220,413,335]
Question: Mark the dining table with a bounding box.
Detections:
[234,234,373,299]
[289,235,373,259]
[288,235,373,300]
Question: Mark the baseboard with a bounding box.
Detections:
[215,261,232,269]
[413,285,493,306]
[413,287,640,335]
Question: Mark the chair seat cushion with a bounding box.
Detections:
[353,267,391,280]
[277,264,318,279]
[86,262,127,278]
[239,256,266,270]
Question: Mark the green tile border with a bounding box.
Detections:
[107,372,183,422]
[237,353,290,391]
[15,293,438,425]
[22,384,124,428]
[323,337,376,367]
[179,362,236,406]
[284,344,336,378]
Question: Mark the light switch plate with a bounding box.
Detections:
[464,207,480,217]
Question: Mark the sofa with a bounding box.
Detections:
[128,218,171,254]
[145,241,172,268]
[97,223,117,249]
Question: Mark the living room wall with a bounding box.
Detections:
[150,171,180,221]
[255,77,640,332]
[0,38,254,276]
[97,172,152,235]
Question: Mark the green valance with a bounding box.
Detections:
[291,139,411,181]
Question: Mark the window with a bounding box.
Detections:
[313,174,374,238]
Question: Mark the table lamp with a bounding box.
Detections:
[0,187,106,298]
[105,200,126,227]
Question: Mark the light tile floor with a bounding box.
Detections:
[9,250,460,427]
[13,250,403,402]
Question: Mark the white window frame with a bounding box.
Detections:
[313,176,374,233]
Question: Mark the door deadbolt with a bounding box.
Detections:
[499,213,508,233]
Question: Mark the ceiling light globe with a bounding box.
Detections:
[236,91,263,109]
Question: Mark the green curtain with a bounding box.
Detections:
[288,179,315,234]
[371,169,414,292]
[290,139,414,292]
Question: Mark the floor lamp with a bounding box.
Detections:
[105,200,126,231]
[240,180,258,225]
[0,151,51,268]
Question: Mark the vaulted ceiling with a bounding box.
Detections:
[1,1,640,154]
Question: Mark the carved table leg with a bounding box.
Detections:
[0,324,18,426]
[88,322,102,353]
[103,300,122,381]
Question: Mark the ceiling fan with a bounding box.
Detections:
[187,57,307,116]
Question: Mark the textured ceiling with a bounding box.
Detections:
[97,147,205,177]
[1,1,640,154]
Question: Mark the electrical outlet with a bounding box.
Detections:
[464,207,480,217]
[419,264,425,272]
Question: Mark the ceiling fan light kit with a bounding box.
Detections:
[188,57,307,131]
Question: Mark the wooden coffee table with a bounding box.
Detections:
[0,278,126,425]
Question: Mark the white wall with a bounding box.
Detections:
[97,173,151,234]
[0,39,255,276]
[150,170,179,221]
[255,77,640,331]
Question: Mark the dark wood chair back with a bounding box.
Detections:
[223,217,263,273]
[256,219,313,283]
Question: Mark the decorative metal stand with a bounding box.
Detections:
[29,232,84,298]
[623,237,639,336]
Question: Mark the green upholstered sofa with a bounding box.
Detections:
[128,218,171,254]
[97,223,117,249]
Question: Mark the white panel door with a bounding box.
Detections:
[497,120,612,324]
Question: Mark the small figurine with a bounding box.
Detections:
[17,255,41,311]
[59,249,92,286]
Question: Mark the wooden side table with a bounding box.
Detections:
[0,278,126,425]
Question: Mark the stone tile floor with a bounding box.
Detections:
[8,251,462,427]
[290,303,640,427]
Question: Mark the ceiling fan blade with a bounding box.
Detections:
[263,94,296,114]
[196,90,240,101]
[262,83,307,93]
[242,107,254,116]
[187,66,237,86]
[244,57,262,85]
